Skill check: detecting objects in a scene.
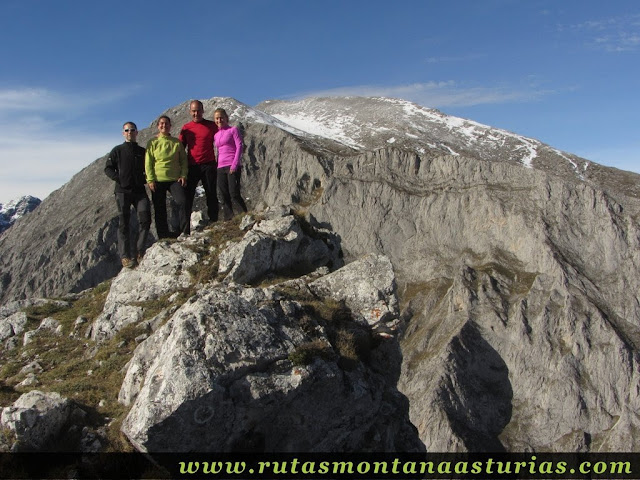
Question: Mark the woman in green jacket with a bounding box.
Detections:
[145,115,189,239]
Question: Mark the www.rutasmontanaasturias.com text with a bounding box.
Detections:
[176,455,633,478]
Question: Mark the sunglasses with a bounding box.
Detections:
[124,128,137,132]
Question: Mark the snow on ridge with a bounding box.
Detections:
[0,195,39,212]
[552,148,578,171]
[205,98,312,139]
[237,99,364,147]
[514,140,537,168]
[260,97,607,172]
[269,112,364,149]
[550,148,590,180]
[258,97,604,181]
[229,104,310,138]
[400,99,545,165]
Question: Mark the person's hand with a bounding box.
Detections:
[230,168,236,174]
[148,182,156,192]
[178,177,187,187]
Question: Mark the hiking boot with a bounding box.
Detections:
[136,252,144,264]
[121,258,134,269]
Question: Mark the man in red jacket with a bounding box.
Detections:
[179,100,218,232]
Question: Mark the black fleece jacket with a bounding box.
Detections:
[104,141,147,194]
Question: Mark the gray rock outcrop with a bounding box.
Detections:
[109,212,421,451]
[0,311,28,343]
[89,240,200,342]
[218,211,342,285]
[1,391,71,451]
[308,253,399,332]
[119,283,419,452]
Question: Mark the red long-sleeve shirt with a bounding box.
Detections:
[179,119,217,166]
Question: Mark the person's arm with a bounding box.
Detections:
[230,127,243,173]
[178,142,188,187]
[145,142,157,192]
[104,147,119,181]
[178,127,187,149]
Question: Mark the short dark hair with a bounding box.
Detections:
[122,121,137,130]
[157,115,171,124]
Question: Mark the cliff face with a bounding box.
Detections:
[307,149,640,451]
[0,96,639,452]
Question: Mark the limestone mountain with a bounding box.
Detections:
[0,96,639,452]
[0,196,41,235]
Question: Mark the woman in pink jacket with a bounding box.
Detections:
[214,108,248,220]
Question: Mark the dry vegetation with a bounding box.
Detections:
[274,284,373,370]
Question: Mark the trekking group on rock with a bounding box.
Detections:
[104,100,248,269]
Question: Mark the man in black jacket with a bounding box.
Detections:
[104,121,151,268]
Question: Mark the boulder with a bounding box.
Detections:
[0,311,27,342]
[218,210,342,285]
[309,253,399,331]
[119,270,421,452]
[0,391,71,451]
[89,240,199,342]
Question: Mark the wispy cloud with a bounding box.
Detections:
[287,80,558,108]
[0,139,116,203]
[425,53,487,64]
[0,86,137,203]
[0,86,137,113]
[560,14,640,52]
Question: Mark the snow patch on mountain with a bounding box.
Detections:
[271,111,364,149]
[258,96,591,179]
[0,196,41,234]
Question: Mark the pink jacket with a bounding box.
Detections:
[214,126,242,170]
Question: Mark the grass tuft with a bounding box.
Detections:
[288,339,334,366]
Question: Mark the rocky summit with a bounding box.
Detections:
[0,95,639,453]
[0,209,421,452]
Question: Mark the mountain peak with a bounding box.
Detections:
[259,95,586,172]
[256,95,640,201]
[0,195,41,235]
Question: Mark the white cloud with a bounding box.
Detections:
[594,32,640,52]
[425,53,487,64]
[0,88,56,110]
[0,86,138,113]
[288,81,557,108]
[0,137,114,204]
[0,86,137,204]
[560,14,640,52]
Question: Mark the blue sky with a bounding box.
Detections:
[0,0,638,204]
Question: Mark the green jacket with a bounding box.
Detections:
[145,135,188,183]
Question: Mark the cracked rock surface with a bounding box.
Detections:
[115,211,421,452]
